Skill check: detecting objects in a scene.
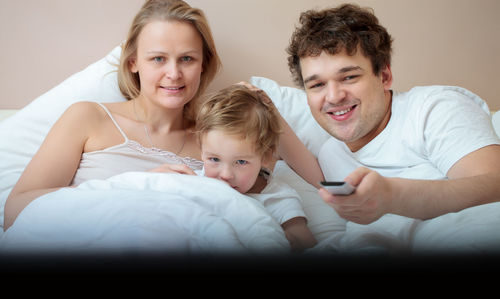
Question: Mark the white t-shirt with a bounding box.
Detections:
[248,176,307,225]
[318,86,500,181]
[196,167,306,225]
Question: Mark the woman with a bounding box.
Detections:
[4,0,221,230]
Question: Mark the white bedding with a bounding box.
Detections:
[313,204,500,254]
[0,172,290,254]
[3,164,500,255]
[1,45,500,257]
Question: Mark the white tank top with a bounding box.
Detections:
[70,103,203,186]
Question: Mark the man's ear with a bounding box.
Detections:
[380,64,393,90]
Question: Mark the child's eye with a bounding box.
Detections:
[236,160,248,165]
[208,157,220,163]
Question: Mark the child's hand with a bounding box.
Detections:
[282,217,317,252]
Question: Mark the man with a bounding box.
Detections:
[286,4,500,224]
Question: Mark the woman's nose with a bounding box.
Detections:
[165,62,181,80]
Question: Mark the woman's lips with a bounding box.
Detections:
[159,85,185,94]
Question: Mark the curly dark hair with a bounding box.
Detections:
[286,3,393,87]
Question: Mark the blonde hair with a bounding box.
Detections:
[118,0,221,124]
[196,85,282,157]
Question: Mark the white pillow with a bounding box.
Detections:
[0,45,126,227]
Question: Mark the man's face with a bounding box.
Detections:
[300,49,393,152]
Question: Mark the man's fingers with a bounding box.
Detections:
[344,166,371,186]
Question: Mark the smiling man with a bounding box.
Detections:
[286,4,500,224]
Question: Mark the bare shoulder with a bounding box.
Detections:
[64,101,105,120]
[60,101,121,128]
[47,102,114,142]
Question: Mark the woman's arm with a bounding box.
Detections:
[3,102,96,230]
[277,113,325,188]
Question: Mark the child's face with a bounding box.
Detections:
[201,129,264,194]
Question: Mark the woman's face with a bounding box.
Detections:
[130,20,204,110]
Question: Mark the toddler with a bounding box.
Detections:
[195,84,317,252]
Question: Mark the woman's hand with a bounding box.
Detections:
[149,163,196,175]
[235,81,274,106]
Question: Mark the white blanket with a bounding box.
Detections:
[2,165,500,256]
[309,204,500,255]
[0,172,290,255]
[273,162,500,255]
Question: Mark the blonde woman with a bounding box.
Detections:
[4,0,221,230]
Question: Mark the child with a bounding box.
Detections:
[195,84,317,252]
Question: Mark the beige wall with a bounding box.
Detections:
[1,0,499,111]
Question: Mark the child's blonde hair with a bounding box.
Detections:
[196,85,281,157]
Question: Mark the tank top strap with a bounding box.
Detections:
[95,102,128,141]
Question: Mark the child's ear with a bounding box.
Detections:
[261,151,277,170]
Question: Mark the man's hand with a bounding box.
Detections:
[319,167,393,224]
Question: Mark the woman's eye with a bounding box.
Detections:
[153,57,165,63]
[180,56,192,62]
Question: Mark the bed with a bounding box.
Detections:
[1,45,500,259]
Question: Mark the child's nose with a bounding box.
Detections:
[219,166,234,181]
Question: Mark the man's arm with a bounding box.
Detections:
[320,145,500,224]
[392,144,500,219]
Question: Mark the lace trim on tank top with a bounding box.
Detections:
[127,140,203,169]
[96,102,204,170]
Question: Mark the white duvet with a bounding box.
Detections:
[3,163,500,256]
[0,172,291,255]
[310,205,500,254]
[278,163,500,255]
